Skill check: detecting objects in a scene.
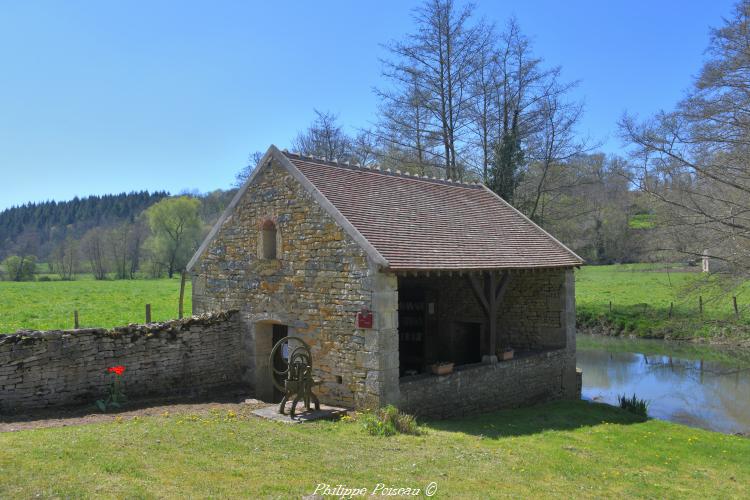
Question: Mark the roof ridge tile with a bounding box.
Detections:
[281,150,483,188]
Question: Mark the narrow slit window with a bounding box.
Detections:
[261,219,277,259]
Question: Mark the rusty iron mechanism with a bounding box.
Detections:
[269,336,321,417]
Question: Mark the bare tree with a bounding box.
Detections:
[81,228,108,280]
[523,88,588,223]
[380,0,492,179]
[467,34,499,181]
[109,224,131,280]
[128,218,148,279]
[350,130,379,166]
[375,67,440,175]
[234,151,265,188]
[488,19,588,209]
[52,236,78,280]
[621,0,750,276]
[291,110,352,161]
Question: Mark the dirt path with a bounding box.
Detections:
[0,391,268,433]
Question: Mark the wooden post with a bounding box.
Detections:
[488,272,498,356]
[146,303,152,323]
[734,296,740,319]
[699,296,703,318]
[669,302,673,318]
[609,301,612,313]
[468,271,511,358]
[179,271,187,319]
[74,310,79,329]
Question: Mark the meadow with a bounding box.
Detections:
[0,276,190,333]
[0,400,748,498]
[1,264,749,340]
[576,263,750,340]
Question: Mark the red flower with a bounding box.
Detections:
[107,365,125,376]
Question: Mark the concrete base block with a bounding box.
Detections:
[251,403,349,424]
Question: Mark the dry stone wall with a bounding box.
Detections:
[0,311,242,413]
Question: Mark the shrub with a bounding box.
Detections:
[2,255,36,281]
[618,393,649,418]
[361,405,420,436]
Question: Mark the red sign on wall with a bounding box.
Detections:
[356,308,373,329]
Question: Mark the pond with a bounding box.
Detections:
[577,334,750,434]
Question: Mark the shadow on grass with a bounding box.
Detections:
[0,386,254,426]
[425,400,646,439]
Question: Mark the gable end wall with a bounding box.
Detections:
[190,159,398,408]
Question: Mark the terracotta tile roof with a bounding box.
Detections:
[283,152,583,271]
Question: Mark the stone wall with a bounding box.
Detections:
[399,349,575,419]
[191,159,397,409]
[0,312,242,413]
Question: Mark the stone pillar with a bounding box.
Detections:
[251,321,274,402]
[561,268,579,399]
[360,268,400,408]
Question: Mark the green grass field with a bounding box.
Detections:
[576,264,750,340]
[0,401,748,498]
[1,264,748,339]
[0,277,190,333]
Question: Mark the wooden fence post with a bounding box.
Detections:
[179,271,187,319]
[734,296,740,319]
[146,303,151,323]
[699,296,703,318]
[609,301,612,313]
[74,310,79,329]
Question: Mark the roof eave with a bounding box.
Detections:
[384,264,582,274]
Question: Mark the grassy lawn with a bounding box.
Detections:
[576,264,750,340]
[0,277,191,333]
[0,401,748,498]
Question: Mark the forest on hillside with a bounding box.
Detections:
[0,190,235,281]
[0,192,168,259]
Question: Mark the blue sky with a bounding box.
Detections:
[0,0,736,210]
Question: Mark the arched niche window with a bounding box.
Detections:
[260,218,278,260]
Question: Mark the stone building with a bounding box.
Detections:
[188,145,583,417]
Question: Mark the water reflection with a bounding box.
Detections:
[577,335,750,434]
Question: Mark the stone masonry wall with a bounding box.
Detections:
[399,349,572,419]
[0,312,242,413]
[191,159,396,409]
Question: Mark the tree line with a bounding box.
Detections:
[0,191,168,261]
[0,190,234,281]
